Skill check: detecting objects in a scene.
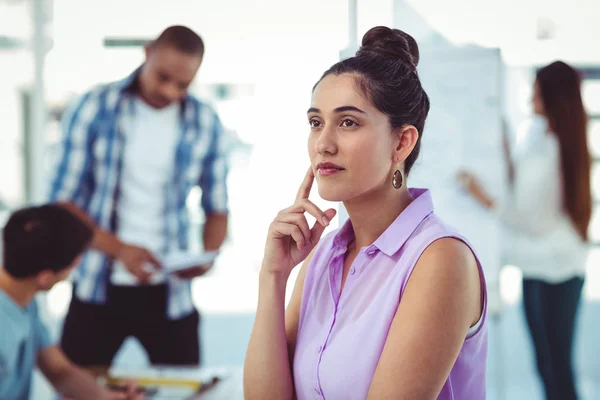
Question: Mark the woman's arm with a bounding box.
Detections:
[459,146,562,236]
[244,167,334,399]
[367,238,482,399]
[243,251,314,400]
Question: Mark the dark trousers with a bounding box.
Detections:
[61,284,201,367]
[523,277,584,400]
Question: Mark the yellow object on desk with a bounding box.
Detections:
[102,365,209,398]
[104,375,202,390]
[106,366,208,389]
[91,365,240,399]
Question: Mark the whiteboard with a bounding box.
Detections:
[411,47,505,294]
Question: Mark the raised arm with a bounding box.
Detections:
[459,137,563,236]
[243,167,336,400]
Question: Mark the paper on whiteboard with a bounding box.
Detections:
[161,251,218,274]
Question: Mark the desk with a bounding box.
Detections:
[187,367,243,400]
[94,365,243,400]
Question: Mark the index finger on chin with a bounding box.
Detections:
[295,166,315,202]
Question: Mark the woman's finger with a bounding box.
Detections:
[310,208,337,244]
[275,213,311,243]
[295,166,315,201]
[271,221,307,250]
[291,199,330,227]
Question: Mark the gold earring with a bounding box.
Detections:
[392,164,403,189]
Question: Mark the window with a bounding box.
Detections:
[583,68,600,301]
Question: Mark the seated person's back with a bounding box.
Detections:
[0,205,142,400]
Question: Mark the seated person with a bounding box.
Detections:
[0,205,142,400]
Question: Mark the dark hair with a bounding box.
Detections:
[314,26,430,175]
[153,25,205,56]
[2,205,93,279]
[536,61,592,242]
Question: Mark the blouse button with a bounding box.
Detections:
[318,345,323,353]
[350,267,356,275]
[314,388,321,395]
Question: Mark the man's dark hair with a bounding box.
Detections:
[152,25,204,56]
[2,205,93,279]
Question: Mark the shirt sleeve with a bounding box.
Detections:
[47,91,98,206]
[0,314,15,393]
[32,301,53,351]
[198,108,230,214]
[493,140,563,236]
[0,345,7,391]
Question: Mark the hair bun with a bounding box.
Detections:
[357,26,419,69]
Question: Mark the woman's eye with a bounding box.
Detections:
[341,119,357,127]
[309,119,322,128]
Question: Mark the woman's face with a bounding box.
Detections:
[532,80,546,116]
[307,73,403,202]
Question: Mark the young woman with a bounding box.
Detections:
[244,26,488,399]
[459,61,591,400]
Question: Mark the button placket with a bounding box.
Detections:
[316,262,340,400]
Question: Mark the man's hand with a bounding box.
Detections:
[117,244,162,283]
[38,346,144,400]
[175,262,214,280]
[101,381,145,400]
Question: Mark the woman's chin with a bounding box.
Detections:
[317,187,347,203]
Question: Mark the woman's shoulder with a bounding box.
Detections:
[407,216,482,299]
[409,213,463,243]
[404,213,479,262]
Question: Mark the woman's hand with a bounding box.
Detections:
[457,171,495,209]
[262,167,337,278]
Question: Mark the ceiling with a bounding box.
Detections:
[405,0,600,65]
[3,0,598,66]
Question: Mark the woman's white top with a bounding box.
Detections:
[496,115,588,283]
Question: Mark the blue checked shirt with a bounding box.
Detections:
[48,69,229,319]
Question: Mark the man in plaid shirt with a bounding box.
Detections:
[48,25,229,367]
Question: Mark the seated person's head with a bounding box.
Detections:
[2,205,92,290]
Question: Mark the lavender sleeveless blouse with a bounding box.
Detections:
[293,189,488,399]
